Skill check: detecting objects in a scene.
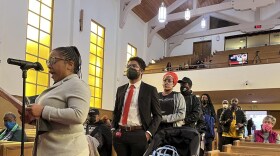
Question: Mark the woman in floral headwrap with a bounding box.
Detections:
[253,115,280,144]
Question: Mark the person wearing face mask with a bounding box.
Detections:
[200,94,216,152]
[157,72,186,131]
[177,77,201,128]
[0,112,27,142]
[220,98,247,146]
[216,100,229,151]
[112,56,162,156]
[85,109,112,156]
[252,115,280,144]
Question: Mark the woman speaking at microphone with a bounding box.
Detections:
[24,46,90,156]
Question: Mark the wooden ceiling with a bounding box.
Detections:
[132,0,225,39]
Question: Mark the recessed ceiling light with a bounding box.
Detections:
[252,100,258,103]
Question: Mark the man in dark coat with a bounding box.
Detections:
[217,100,229,151]
[87,109,112,156]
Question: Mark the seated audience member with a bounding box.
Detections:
[0,112,27,142]
[158,72,186,131]
[253,115,280,144]
[166,62,172,71]
[86,109,112,156]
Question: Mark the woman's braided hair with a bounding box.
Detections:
[53,46,82,77]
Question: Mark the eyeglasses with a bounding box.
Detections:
[163,79,173,83]
[223,103,228,104]
[46,57,66,66]
[126,64,139,69]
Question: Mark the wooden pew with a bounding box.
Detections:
[0,142,33,156]
[234,140,280,149]
[223,144,280,156]
[206,150,262,156]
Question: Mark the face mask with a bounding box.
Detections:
[231,102,238,109]
[88,117,96,124]
[180,86,191,96]
[223,104,228,109]
[262,123,273,132]
[127,68,140,80]
[4,121,16,130]
[202,100,207,105]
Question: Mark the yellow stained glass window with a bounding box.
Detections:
[26,83,36,97]
[41,4,52,20]
[40,18,51,33]
[26,40,38,55]
[88,20,105,108]
[26,0,53,97]
[127,44,137,62]
[28,11,39,28]
[29,0,40,14]
[27,26,39,42]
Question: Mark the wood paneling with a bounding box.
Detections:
[132,0,225,39]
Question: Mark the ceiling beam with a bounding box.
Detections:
[193,0,197,9]
[119,0,142,28]
[147,0,188,47]
[255,8,260,21]
[166,18,280,55]
[210,12,249,24]
[147,0,276,47]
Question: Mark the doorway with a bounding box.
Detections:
[193,40,212,63]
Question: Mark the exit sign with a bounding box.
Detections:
[255,25,262,29]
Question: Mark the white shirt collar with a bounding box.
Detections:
[129,80,141,89]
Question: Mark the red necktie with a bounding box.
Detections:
[121,85,135,125]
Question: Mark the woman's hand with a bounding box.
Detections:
[26,104,44,119]
[18,110,36,124]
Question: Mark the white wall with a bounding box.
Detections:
[0,0,28,95]
[171,31,243,56]
[145,34,165,63]
[142,63,280,92]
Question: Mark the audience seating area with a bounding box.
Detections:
[206,138,280,156]
[0,129,35,156]
[145,44,280,74]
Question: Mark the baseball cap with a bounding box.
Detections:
[178,77,192,87]
[88,108,99,116]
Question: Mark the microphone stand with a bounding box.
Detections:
[20,67,27,156]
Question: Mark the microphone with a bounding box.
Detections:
[7,58,44,71]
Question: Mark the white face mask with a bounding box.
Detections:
[222,104,228,109]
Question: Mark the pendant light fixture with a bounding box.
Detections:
[158,2,167,23]
[185,8,191,20]
[201,17,206,29]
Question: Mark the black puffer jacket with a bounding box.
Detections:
[219,108,247,134]
[183,94,201,128]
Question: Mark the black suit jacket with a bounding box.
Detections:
[112,82,162,136]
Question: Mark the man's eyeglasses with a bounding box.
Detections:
[46,57,66,66]
[126,64,139,69]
